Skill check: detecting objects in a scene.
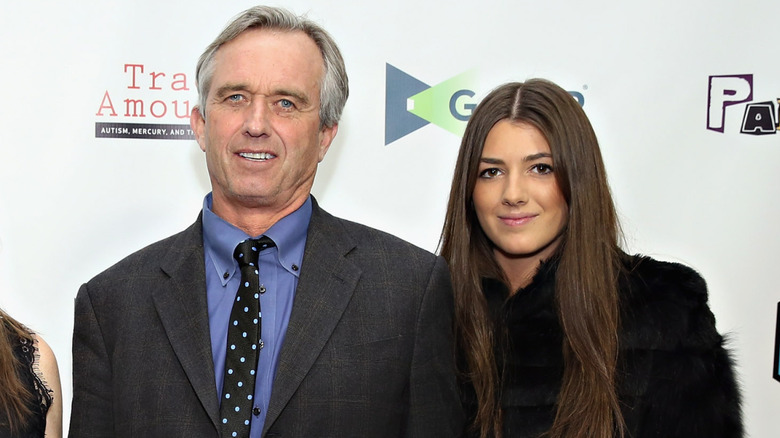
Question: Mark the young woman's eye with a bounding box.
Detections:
[478,168,503,178]
[531,163,553,174]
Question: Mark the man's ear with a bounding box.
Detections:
[190,106,207,152]
[317,123,338,162]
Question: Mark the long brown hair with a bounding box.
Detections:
[440,79,625,438]
[0,308,35,434]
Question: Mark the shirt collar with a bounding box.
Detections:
[202,193,312,285]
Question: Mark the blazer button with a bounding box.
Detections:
[253,406,261,416]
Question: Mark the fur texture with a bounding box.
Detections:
[463,254,743,438]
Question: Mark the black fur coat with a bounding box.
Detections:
[464,254,743,437]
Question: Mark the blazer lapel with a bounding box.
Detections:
[152,217,221,429]
[263,202,361,433]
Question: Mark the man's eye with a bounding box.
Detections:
[228,94,244,102]
[278,99,294,109]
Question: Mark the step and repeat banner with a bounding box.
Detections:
[1,1,777,434]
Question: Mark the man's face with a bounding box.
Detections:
[191,28,337,221]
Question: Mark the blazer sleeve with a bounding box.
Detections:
[621,258,743,438]
[69,283,114,437]
[405,255,465,437]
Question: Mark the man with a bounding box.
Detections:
[69,5,463,438]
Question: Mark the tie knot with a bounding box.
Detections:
[233,236,275,266]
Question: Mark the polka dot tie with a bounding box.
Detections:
[220,237,275,438]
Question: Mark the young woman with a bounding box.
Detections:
[440,79,742,438]
[0,308,62,437]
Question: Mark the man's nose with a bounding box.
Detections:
[244,99,270,137]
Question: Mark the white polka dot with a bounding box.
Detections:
[235,406,240,412]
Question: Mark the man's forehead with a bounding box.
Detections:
[209,28,324,88]
[217,28,322,63]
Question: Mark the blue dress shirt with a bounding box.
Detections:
[202,193,311,437]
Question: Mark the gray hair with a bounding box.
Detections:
[195,5,349,128]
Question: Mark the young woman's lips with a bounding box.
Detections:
[499,214,537,226]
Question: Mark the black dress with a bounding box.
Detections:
[0,330,53,438]
[462,254,743,438]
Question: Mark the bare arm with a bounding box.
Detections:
[34,334,63,438]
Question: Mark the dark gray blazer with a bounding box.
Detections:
[69,200,463,437]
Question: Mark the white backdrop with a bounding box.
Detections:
[1,1,777,435]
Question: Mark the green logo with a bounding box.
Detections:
[385,64,477,144]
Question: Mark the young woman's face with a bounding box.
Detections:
[473,120,568,265]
